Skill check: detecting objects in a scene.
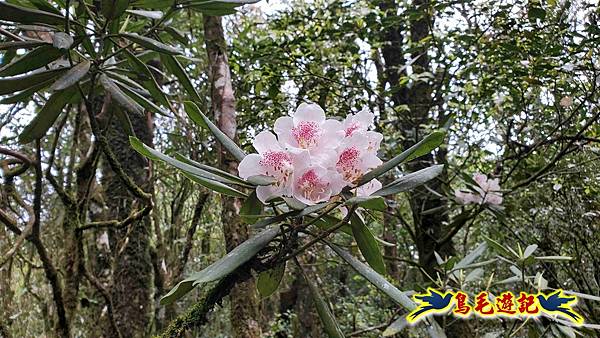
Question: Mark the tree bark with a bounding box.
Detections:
[203,15,262,338]
[101,105,154,337]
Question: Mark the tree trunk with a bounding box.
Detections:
[101,106,154,337]
[203,15,262,338]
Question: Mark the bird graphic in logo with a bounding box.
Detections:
[537,290,583,324]
[407,288,454,323]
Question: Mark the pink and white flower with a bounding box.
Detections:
[454,173,503,206]
[238,131,308,203]
[334,134,382,184]
[274,103,343,152]
[292,164,345,205]
[239,103,385,206]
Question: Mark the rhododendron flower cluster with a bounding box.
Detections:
[454,173,503,206]
[238,103,383,205]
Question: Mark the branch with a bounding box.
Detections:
[77,205,152,232]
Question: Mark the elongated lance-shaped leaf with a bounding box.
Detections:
[122,49,170,108]
[160,226,280,305]
[358,131,446,185]
[240,191,263,224]
[19,87,78,143]
[184,101,247,162]
[328,243,414,310]
[0,2,65,25]
[115,80,170,116]
[160,54,203,103]
[0,68,66,95]
[173,153,251,187]
[0,40,49,51]
[125,9,163,19]
[298,264,345,338]
[99,74,144,115]
[50,61,90,91]
[0,45,65,77]
[328,243,446,338]
[349,212,386,274]
[129,136,246,197]
[121,33,183,55]
[373,165,444,196]
[1,79,54,105]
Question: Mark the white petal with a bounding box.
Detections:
[357,179,382,196]
[256,186,278,203]
[361,153,383,172]
[237,154,263,179]
[274,116,296,147]
[253,131,280,154]
[355,108,374,128]
[293,103,325,125]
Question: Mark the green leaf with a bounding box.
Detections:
[125,9,163,19]
[257,263,285,298]
[188,0,259,15]
[0,68,65,95]
[358,131,446,185]
[328,244,446,338]
[483,235,515,258]
[373,165,444,196]
[0,40,49,51]
[300,266,345,338]
[534,256,573,262]
[329,243,414,309]
[240,191,263,224]
[18,87,78,143]
[523,244,538,259]
[101,0,130,19]
[52,32,74,50]
[0,2,65,25]
[129,136,246,197]
[160,54,203,103]
[164,26,189,45]
[123,49,170,108]
[173,153,250,186]
[184,101,246,162]
[99,74,144,115]
[161,226,280,305]
[345,195,387,211]
[121,33,182,55]
[247,175,277,186]
[114,79,170,116]
[0,45,64,77]
[0,79,54,104]
[349,212,386,275]
[131,0,175,8]
[50,61,90,91]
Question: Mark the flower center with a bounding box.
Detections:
[336,147,361,182]
[292,121,321,148]
[297,169,329,201]
[345,122,360,137]
[260,151,293,186]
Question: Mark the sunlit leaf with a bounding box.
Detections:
[373,165,444,196]
[358,131,445,185]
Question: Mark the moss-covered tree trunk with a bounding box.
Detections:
[101,107,154,337]
[203,15,262,338]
